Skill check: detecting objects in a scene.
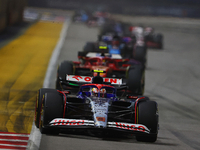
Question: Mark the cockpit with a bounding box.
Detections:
[80,85,115,98]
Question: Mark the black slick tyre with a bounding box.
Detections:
[39,92,63,134]
[136,101,158,142]
[127,65,144,95]
[35,88,58,128]
[153,33,163,49]
[134,46,147,64]
[56,61,73,90]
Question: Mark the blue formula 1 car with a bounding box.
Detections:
[72,10,89,23]
[35,71,158,142]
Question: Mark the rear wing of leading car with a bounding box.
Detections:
[78,51,122,59]
[66,74,122,85]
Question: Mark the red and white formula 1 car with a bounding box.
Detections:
[56,52,145,95]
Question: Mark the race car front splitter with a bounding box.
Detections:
[49,118,150,134]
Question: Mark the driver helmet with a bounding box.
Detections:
[100,88,106,97]
[112,35,120,46]
[112,40,120,46]
[99,42,108,51]
[91,88,98,97]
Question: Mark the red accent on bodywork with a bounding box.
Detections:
[85,77,92,82]
[115,122,138,131]
[122,64,131,67]
[73,61,81,64]
[138,126,146,132]
[57,90,67,118]
[52,119,85,125]
[146,41,160,48]
[135,97,145,124]
[75,56,129,74]
[128,96,138,99]
[63,91,70,94]
[110,78,117,84]
[72,75,83,81]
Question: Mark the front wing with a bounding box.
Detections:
[49,118,150,134]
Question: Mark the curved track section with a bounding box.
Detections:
[40,18,200,150]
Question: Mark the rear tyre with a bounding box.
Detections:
[39,92,63,134]
[127,65,145,95]
[134,46,147,64]
[56,61,73,90]
[153,33,163,49]
[35,88,58,128]
[136,101,158,142]
[154,34,163,42]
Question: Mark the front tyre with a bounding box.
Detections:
[136,101,158,142]
[35,88,58,128]
[39,92,63,134]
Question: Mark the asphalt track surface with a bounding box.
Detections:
[39,16,200,150]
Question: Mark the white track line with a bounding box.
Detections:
[0,134,29,137]
[0,144,27,147]
[0,139,28,142]
[27,18,71,150]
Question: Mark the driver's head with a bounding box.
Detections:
[112,40,120,46]
[100,88,106,97]
[112,35,120,46]
[91,88,98,97]
[98,42,108,53]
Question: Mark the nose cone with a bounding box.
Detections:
[94,118,107,128]
[92,102,109,128]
